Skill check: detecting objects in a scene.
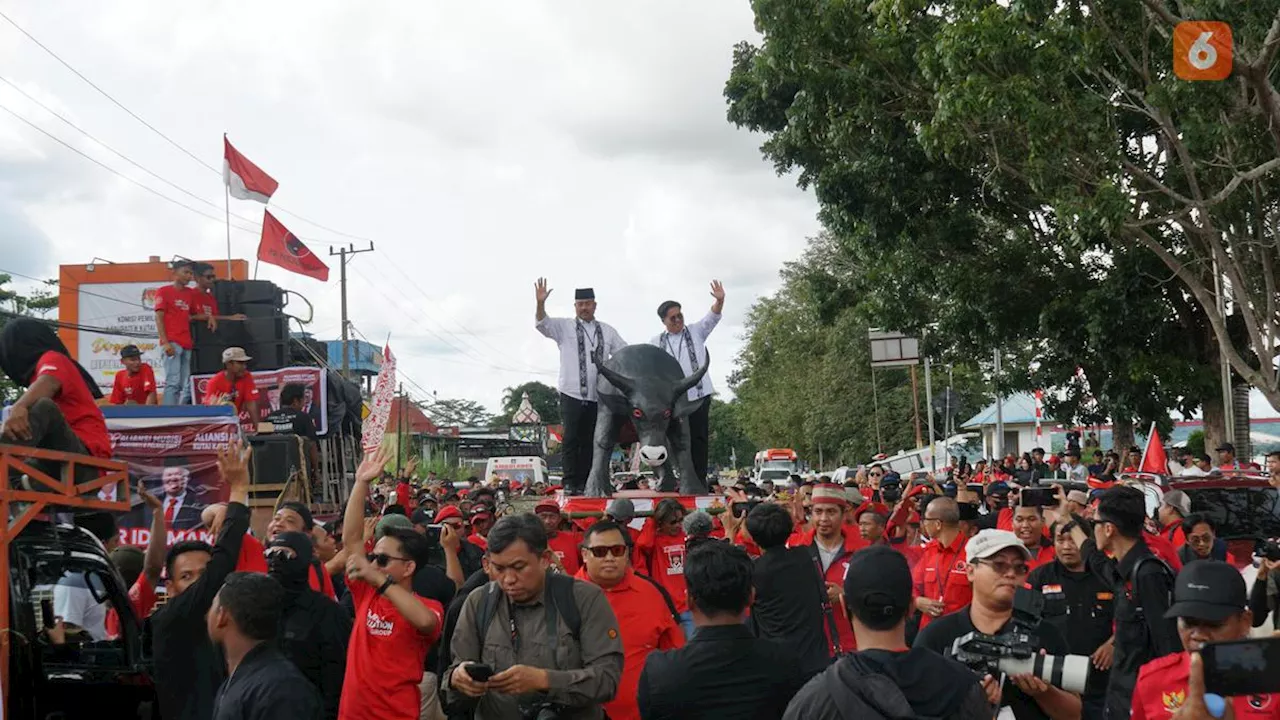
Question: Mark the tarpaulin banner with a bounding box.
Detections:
[190,366,327,435]
[105,407,242,547]
[363,345,396,451]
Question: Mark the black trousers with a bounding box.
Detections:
[6,397,98,486]
[688,397,710,484]
[559,393,597,494]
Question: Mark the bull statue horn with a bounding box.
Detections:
[672,350,710,397]
[592,350,636,393]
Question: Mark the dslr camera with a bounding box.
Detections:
[1260,538,1280,562]
[949,588,1091,694]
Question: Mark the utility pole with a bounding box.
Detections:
[924,355,935,473]
[994,349,1005,460]
[328,242,375,380]
[396,382,405,475]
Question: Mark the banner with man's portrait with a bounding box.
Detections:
[103,406,242,547]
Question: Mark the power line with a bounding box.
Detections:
[0,8,218,174]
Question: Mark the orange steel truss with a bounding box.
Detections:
[0,444,131,704]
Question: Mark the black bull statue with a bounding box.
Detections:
[582,344,710,497]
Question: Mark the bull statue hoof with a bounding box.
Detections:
[587,345,711,496]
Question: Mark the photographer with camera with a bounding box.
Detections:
[915,530,1082,720]
[446,514,623,720]
[1248,538,1280,632]
[784,545,991,720]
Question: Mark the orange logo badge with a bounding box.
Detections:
[1162,689,1186,714]
[1174,21,1233,81]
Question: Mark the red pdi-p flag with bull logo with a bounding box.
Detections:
[363,344,396,451]
[257,209,330,282]
[104,406,242,547]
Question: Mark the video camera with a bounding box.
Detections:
[1260,538,1280,562]
[949,588,1091,694]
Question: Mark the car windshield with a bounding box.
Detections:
[759,469,790,481]
[1183,486,1280,541]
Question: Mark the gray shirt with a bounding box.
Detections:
[446,577,624,720]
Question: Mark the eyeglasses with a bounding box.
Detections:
[922,517,943,524]
[368,553,411,568]
[977,559,1030,576]
[585,544,628,558]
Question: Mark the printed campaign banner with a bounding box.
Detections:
[190,366,327,435]
[105,407,242,547]
[362,345,396,451]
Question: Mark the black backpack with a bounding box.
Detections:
[821,668,921,720]
[474,571,581,644]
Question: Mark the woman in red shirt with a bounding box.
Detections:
[0,318,112,483]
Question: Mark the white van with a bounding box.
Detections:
[484,456,550,486]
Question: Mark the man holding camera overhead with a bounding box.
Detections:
[915,530,1082,720]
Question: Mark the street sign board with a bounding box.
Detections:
[869,329,920,368]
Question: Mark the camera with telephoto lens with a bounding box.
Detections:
[1261,539,1280,562]
[949,588,1092,694]
[520,703,566,720]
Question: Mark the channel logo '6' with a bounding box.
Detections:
[1174,21,1233,81]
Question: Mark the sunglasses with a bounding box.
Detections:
[666,313,684,322]
[585,544,628,558]
[977,559,1030,576]
[368,553,410,568]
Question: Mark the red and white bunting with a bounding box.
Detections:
[1034,389,1043,440]
[362,345,397,451]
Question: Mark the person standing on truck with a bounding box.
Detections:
[155,259,196,405]
[151,440,252,720]
[649,280,725,485]
[534,279,628,495]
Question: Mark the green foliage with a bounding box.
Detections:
[723,0,1252,430]
[707,398,755,471]
[423,397,491,428]
[0,273,60,404]
[1185,430,1206,459]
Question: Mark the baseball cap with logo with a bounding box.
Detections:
[965,529,1034,563]
[1165,560,1247,622]
[221,347,252,363]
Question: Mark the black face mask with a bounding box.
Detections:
[266,531,313,596]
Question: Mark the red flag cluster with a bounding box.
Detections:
[224,136,329,282]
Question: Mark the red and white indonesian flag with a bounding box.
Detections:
[362,345,397,451]
[223,135,278,203]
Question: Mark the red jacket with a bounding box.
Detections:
[912,530,971,632]
[1132,651,1280,720]
[788,527,867,655]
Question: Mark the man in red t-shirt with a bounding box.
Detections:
[535,499,584,575]
[339,447,444,720]
[107,345,158,406]
[203,347,260,432]
[154,260,195,405]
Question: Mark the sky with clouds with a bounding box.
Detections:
[0,0,821,416]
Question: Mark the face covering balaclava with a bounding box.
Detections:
[266,531,313,603]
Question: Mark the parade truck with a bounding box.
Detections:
[752,448,802,485]
[2,444,160,719]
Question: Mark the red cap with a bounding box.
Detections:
[534,499,561,515]
[434,505,463,522]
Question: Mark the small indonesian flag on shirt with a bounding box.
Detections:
[223,135,278,203]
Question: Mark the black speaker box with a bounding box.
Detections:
[245,315,288,345]
[249,342,288,371]
[237,280,284,306]
[249,433,302,486]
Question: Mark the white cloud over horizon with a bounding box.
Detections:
[0,1,821,414]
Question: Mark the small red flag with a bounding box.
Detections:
[1140,424,1170,474]
[223,135,278,203]
[257,210,329,281]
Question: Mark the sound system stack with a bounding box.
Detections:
[191,280,291,376]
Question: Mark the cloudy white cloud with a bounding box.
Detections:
[0,0,820,414]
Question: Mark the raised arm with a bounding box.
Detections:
[535,277,552,323]
[139,481,167,587]
[343,446,391,551]
[709,279,725,315]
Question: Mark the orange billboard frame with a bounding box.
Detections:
[58,259,249,361]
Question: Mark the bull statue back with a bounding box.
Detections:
[584,344,710,497]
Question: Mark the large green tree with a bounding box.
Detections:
[723,0,1267,448]
[707,398,755,471]
[497,381,562,426]
[423,397,491,428]
[0,274,59,403]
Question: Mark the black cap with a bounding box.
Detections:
[120,345,142,359]
[278,501,314,531]
[574,288,595,301]
[1064,448,1081,458]
[1215,443,1236,453]
[410,508,433,526]
[1165,560,1247,622]
[844,545,912,625]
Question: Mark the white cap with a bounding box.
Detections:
[965,529,1034,563]
[221,347,251,363]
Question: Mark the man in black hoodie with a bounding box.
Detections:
[783,546,991,720]
[266,531,351,720]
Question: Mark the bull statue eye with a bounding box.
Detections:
[633,408,644,419]
[663,409,672,418]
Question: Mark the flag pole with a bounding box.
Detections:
[1139,421,1156,471]
[224,183,233,278]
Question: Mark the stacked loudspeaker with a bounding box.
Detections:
[192,280,290,376]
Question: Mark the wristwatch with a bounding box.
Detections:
[376,576,395,595]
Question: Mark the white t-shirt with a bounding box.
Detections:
[37,572,108,641]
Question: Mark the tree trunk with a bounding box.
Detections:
[1112,417,1135,456]
[1200,385,1228,460]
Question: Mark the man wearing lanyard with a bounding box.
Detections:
[650,280,724,486]
[913,497,971,632]
[534,278,627,495]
